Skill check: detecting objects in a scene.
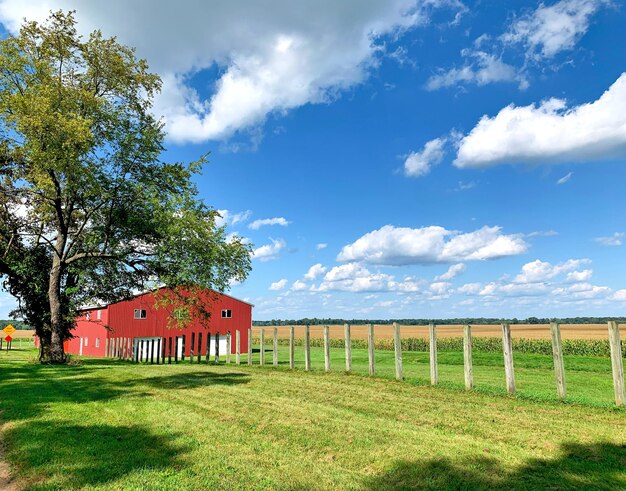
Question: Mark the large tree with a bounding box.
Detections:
[0,11,252,363]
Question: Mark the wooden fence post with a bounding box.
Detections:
[215,332,220,364]
[324,325,331,372]
[236,330,241,365]
[304,325,311,371]
[608,321,625,406]
[550,322,566,399]
[273,327,278,367]
[394,322,403,381]
[429,323,438,385]
[344,323,352,373]
[501,322,516,395]
[368,323,375,376]
[259,328,265,366]
[226,332,231,364]
[248,328,253,366]
[463,325,473,390]
[289,327,295,369]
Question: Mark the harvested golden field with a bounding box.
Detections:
[7,330,34,339]
[253,323,625,341]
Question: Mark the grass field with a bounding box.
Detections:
[0,344,625,490]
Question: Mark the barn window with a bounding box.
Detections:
[97,309,102,320]
[221,309,232,318]
[134,309,147,319]
[95,338,100,348]
[85,311,91,321]
[84,337,89,347]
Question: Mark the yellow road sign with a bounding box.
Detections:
[2,325,16,336]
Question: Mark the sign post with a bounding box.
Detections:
[2,325,16,350]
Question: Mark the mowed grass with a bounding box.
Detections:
[251,342,620,407]
[0,345,625,490]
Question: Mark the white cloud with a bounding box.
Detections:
[527,230,559,237]
[514,258,590,283]
[566,269,593,282]
[215,209,252,227]
[458,282,482,295]
[435,263,466,280]
[253,238,286,261]
[612,289,626,301]
[430,281,452,295]
[249,217,290,230]
[269,278,288,290]
[316,243,328,251]
[404,137,447,177]
[304,263,327,281]
[557,172,573,184]
[501,0,608,60]
[594,232,624,246]
[338,225,527,265]
[455,73,626,168]
[316,263,423,293]
[0,1,465,144]
[292,280,308,291]
[426,51,525,90]
[552,282,611,299]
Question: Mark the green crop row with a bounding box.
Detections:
[253,336,625,358]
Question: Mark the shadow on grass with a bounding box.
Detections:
[365,442,626,490]
[5,421,188,490]
[140,370,250,389]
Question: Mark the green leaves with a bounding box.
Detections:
[0,11,252,360]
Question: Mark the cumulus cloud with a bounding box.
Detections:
[292,280,308,291]
[316,263,423,293]
[316,243,328,251]
[269,279,288,291]
[455,73,626,168]
[501,0,608,60]
[514,258,590,283]
[215,209,252,227]
[612,289,626,301]
[566,269,593,282]
[404,137,447,177]
[248,217,290,230]
[338,225,527,265]
[435,263,466,280]
[594,232,624,246]
[304,263,327,281]
[0,1,466,144]
[552,282,610,299]
[253,238,286,261]
[426,51,525,90]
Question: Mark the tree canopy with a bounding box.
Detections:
[0,11,252,363]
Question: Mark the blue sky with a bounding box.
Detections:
[2,0,626,320]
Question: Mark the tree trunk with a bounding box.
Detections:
[47,256,66,364]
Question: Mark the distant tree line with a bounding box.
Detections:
[0,320,31,330]
[253,317,626,326]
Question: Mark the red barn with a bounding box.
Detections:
[57,289,252,360]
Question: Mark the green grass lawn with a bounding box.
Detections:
[0,345,625,490]
[252,342,619,407]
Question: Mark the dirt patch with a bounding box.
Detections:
[0,424,18,491]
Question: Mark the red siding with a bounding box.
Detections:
[64,289,251,358]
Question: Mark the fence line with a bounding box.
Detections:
[74,320,625,408]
